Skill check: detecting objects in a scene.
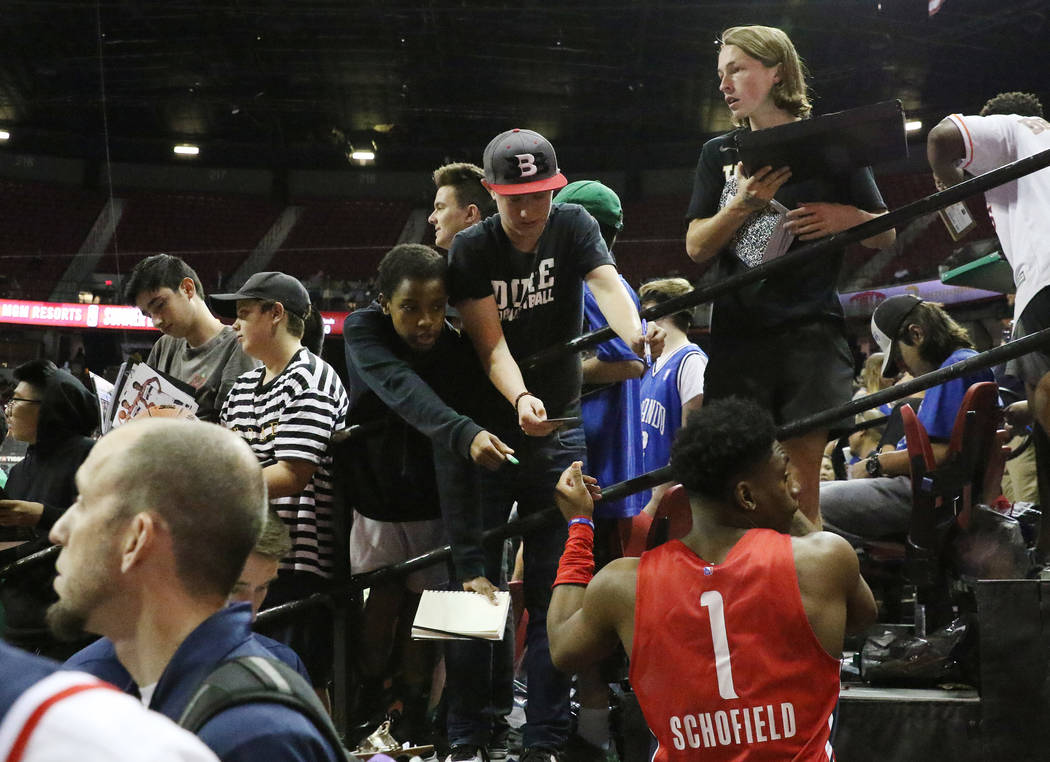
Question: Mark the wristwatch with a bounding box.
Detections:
[865,452,883,478]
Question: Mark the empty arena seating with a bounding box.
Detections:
[272,199,414,282]
[95,192,282,292]
[0,179,106,299]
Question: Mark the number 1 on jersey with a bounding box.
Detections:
[700,590,739,700]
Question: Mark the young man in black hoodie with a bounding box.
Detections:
[343,243,514,754]
[0,359,98,652]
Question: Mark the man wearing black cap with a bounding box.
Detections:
[213,271,349,692]
[819,295,994,542]
[446,130,660,762]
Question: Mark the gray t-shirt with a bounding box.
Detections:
[146,325,259,422]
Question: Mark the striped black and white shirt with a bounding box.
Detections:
[221,347,349,578]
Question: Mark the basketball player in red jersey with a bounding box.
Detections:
[547,397,877,761]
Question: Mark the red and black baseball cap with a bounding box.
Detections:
[482,128,568,196]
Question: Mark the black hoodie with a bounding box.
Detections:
[4,366,98,537]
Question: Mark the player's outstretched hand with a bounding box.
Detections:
[470,430,516,471]
[554,461,601,521]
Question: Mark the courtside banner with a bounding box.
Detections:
[0,298,349,335]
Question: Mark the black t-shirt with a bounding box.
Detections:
[447,203,614,419]
[687,129,887,335]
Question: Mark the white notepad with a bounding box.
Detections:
[411,589,511,641]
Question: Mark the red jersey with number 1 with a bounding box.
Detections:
[629,529,839,761]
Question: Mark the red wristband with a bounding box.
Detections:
[553,520,595,587]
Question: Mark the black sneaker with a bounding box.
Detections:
[519,748,559,762]
[446,745,486,762]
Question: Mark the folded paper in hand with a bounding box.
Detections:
[411,589,511,641]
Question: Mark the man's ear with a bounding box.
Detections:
[120,512,158,574]
[180,277,197,300]
[733,480,757,513]
[378,294,390,314]
[270,301,286,324]
[908,323,925,346]
[465,203,482,224]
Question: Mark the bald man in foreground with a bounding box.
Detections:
[47,418,340,762]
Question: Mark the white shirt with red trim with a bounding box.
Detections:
[947,112,1050,318]
[0,671,218,762]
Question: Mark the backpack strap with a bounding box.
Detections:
[178,655,347,760]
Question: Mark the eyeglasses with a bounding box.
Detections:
[4,397,41,411]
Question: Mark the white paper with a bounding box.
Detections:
[411,589,511,641]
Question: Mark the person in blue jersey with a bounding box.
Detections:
[638,278,709,515]
[820,296,996,542]
[45,418,340,762]
[553,181,646,528]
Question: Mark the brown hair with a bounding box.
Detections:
[254,510,293,562]
[113,420,266,598]
[897,301,974,366]
[433,162,496,217]
[640,277,694,333]
[720,25,811,126]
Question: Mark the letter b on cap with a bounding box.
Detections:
[515,153,538,177]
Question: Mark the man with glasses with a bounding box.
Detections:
[0,359,98,654]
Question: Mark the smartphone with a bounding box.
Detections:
[545,416,583,428]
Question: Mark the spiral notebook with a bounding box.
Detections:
[411,589,511,641]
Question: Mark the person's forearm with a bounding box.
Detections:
[582,357,644,384]
[548,585,588,660]
[587,267,643,348]
[857,209,895,249]
[685,203,754,262]
[263,461,313,499]
[484,340,529,407]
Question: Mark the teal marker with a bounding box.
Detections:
[505,453,519,465]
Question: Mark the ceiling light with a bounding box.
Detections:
[173,143,199,156]
[0,130,9,141]
[905,120,922,132]
[350,150,375,162]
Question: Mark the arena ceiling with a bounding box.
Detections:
[0,0,1047,171]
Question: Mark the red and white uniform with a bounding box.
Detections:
[630,529,839,761]
[0,671,218,762]
[947,112,1050,319]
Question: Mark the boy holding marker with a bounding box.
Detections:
[447,129,660,761]
[342,244,515,746]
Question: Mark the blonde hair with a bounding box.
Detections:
[640,277,694,332]
[859,352,885,395]
[720,25,811,126]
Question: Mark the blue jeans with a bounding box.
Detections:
[445,425,585,750]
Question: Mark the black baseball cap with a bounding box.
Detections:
[211,271,310,320]
[871,294,924,377]
[482,128,568,196]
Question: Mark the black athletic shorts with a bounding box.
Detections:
[705,319,854,434]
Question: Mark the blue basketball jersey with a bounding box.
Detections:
[640,343,706,475]
[581,280,646,518]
